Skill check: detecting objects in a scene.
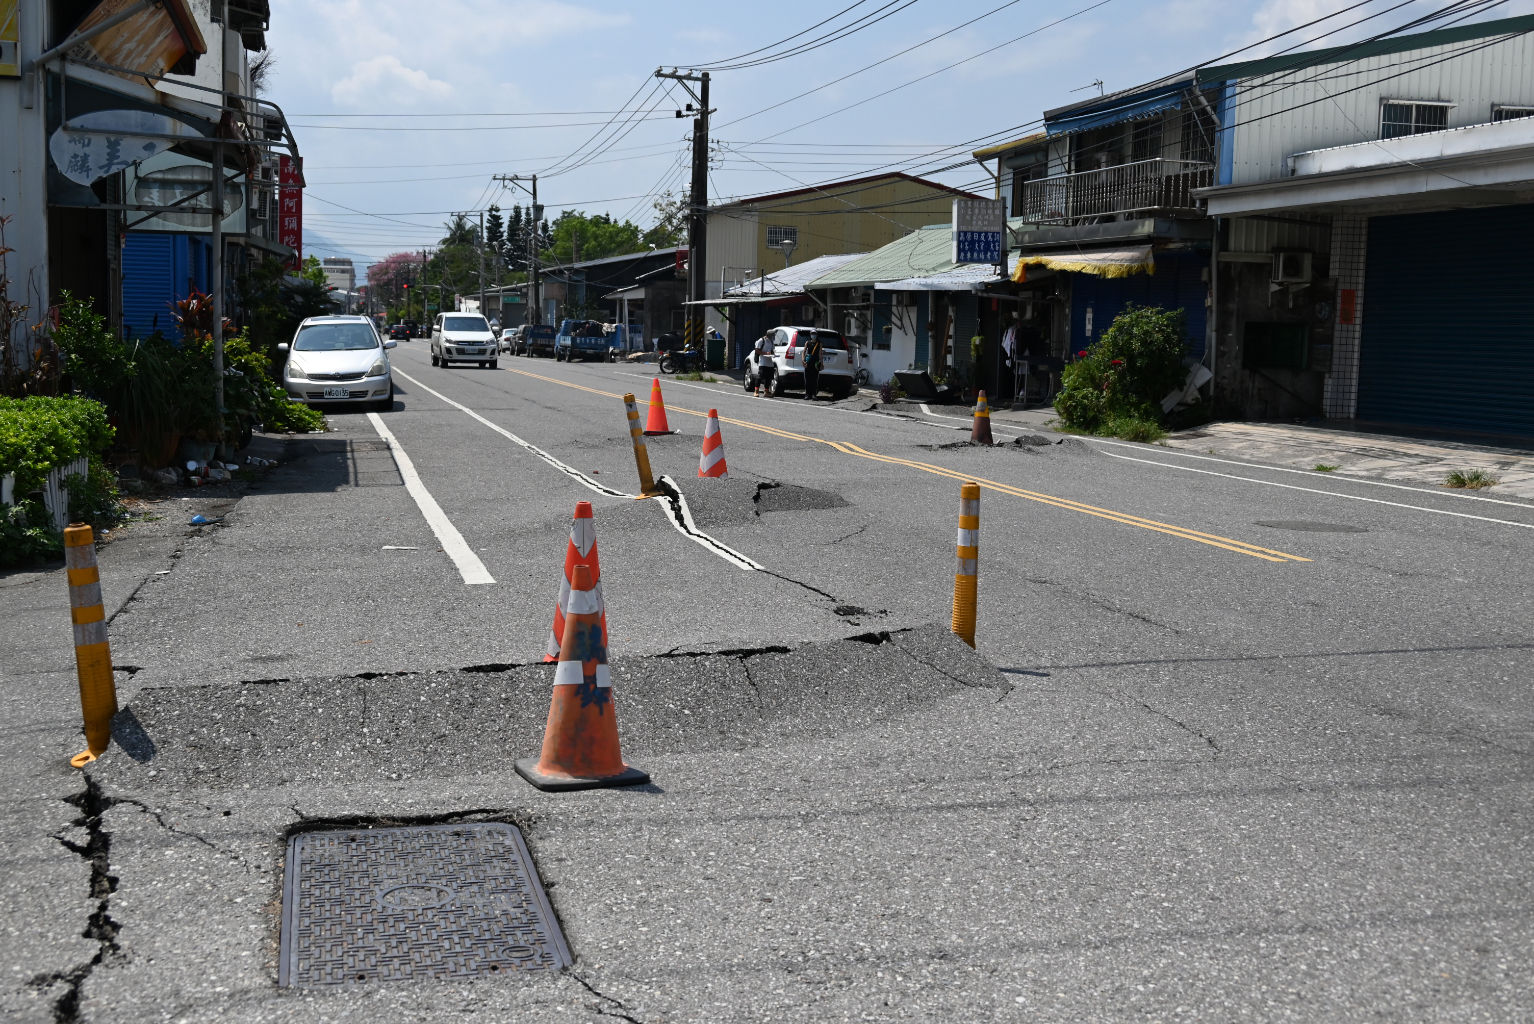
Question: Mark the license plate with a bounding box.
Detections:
[323,387,351,399]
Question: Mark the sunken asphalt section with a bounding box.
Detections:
[5,388,1534,1022]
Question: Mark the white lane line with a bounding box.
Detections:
[652,476,763,571]
[1096,449,1534,531]
[395,369,632,499]
[1086,437,1534,509]
[396,368,765,571]
[368,413,495,585]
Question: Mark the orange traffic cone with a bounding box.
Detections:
[698,409,728,478]
[970,390,994,445]
[643,377,674,435]
[516,563,648,792]
[543,501,608,663]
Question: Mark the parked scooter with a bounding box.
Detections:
[658,346,705,375]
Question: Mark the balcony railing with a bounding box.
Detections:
[1022,158,1213,224]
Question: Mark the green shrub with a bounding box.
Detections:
[1445,468,1498,489]
[1104,415,1167,443]
[1,500,63,564]
[0,395,114,493]
[1054,305,1190,436]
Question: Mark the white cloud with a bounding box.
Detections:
[330,55,454,108]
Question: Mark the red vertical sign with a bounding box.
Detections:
[1338,288,1357,325]
[278,155,302,268]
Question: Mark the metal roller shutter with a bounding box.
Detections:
[1359,204,1534,438]
[1068,250,1209,359]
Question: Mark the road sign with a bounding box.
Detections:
[952,198,1003,265]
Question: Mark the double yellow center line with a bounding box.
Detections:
[500,365,1310,564]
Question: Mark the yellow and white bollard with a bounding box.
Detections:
[951,482,980,648]
[64,524,117,767]
[622,393,659,496]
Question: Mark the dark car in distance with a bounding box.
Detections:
[388,323,410,341]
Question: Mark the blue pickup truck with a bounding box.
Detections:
[554,319,610,362]
[522,324,556,357]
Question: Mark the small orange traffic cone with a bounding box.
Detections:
[543,501,608,663]
[516,563,648,792]
[698,409,728,478]
[643,377,674,435]
[970,390,994,446]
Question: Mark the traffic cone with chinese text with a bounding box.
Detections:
[516,563,648,791]
[970,390,994,446]
[543,501,608,663]
[643,377,674,435]
[698,409,728,478]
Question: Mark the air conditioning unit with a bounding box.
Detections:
[1272,251,1312,283]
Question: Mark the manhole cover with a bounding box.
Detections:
[1255,520,1368,533]
[279,822,570,987]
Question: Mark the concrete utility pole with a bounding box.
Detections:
[493,174,541,325]
[478,209,487,318]
[655,68,711,352]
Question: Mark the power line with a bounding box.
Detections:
[702,0,926,71]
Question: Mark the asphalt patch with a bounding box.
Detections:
[91,625,1004,790]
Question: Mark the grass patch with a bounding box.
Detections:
[1104,416,1167,443]
[1444,468,1499,489]
[1313,463,1339,472]
[675,371,719,382]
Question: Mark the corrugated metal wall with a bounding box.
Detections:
[1228,33,1534,184]
[1228,216,1331,255]
[703,210,758,292]
[1357,203,1534,437]
[1068,250,1209,359]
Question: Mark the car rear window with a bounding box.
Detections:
[795,330,846,350]
[444,316,490,332]
[293,323,379,351]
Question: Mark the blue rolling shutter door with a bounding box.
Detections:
[1359,205,1534,437]
[121,233,175,340]
[1068,250,1208,359]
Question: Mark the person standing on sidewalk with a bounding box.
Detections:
[754,334,777,395]
[801,330,823,400]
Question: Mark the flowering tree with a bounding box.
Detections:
[366,251,426,313]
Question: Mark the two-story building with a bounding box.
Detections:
[977,14,1534,438]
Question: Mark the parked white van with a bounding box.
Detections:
[430,313,498,369]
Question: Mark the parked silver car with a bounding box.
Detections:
[279,315,396,412]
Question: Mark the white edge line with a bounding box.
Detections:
[1087,436,1534,509]
[368,413,496,585]
[654,476,763,571]
[395,368,632,499]
[397,368,765,571]
[1096,448,1534,531]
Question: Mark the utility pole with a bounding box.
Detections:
[478,209,487,319]
[655,68,711,353]
[493,174,541,325]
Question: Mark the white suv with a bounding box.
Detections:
[431,312,498,368]
[744,326,854,399]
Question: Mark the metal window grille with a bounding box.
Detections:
[1380,101,1450,139]
[766,226,798,248]
[1492,105,1534,122]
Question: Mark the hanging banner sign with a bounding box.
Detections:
[278,155,302,268]
[952,197,1003,265]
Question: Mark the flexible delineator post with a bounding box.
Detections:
[952,482,980,648]
[623,393,658,495]
[64,524,118,767]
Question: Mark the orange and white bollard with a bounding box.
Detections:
[698,409,728,478]
[622,392,659,496]
[64,524,118,766]
[515,563,648,792]
[544,501,608,663]
[951,483,980,648]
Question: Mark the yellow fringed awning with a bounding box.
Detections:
[1013,245,1155,282]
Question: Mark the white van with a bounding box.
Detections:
[430,313,498,369]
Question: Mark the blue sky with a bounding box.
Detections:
[266,0,1533,268]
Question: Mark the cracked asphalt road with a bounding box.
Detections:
[4,348,1534,1022]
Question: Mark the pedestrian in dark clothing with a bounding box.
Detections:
[801,331,823,399]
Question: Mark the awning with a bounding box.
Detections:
[875,258,1016,292]
[1014,246,1154,281]
[1046,93,1182,138]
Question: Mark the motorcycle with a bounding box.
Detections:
[658,347,705,375]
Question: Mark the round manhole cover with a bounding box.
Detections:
[1255,520,1368,533]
